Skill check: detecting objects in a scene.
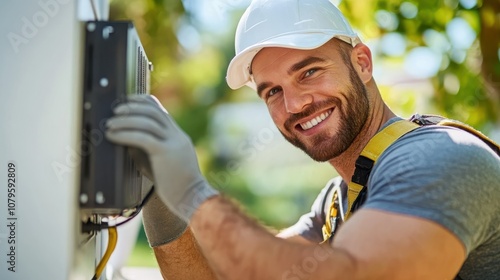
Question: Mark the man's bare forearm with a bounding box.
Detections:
[153,227,217,280]
[189,196,359,280]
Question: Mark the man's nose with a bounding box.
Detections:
[283,88,313,114]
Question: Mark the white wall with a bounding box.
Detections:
[0,0,107,279]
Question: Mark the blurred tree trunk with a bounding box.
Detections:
[480,1,500,123]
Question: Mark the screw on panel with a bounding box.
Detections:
[96,192,105,204]
[80,193,88,204]
[99,78,109,87]
[87,23,96,32]
[102,26,114,39]
[84,102,92,110]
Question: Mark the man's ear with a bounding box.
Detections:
[351,43,373,84]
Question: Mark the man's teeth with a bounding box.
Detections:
[300,110,331,130]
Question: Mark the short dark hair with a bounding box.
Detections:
[333,38,354,66]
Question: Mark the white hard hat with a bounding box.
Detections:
[226,0,361,90]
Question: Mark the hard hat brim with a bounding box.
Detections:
[226,32,359,90]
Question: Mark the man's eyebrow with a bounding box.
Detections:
[256,81,271,98]
[288,56,326,74]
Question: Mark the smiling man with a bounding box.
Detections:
[105,0,500,279]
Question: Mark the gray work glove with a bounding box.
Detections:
[105,95,219,222]
[139,168,188,247]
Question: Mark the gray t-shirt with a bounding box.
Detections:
[289,118,500,279]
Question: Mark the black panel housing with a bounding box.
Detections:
[80,21,152,215]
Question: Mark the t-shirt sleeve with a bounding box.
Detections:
[363,126,500,254]
[280,177,340,243]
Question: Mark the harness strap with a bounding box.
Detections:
[437,119,500,154]
[321,116,500,243]
[321,120,419,241]
[345,120,420,220]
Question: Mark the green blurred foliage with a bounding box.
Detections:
[341,0,500,130]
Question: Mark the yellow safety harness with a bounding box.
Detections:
[321,114,500,243]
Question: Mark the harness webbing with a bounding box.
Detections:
[321,115,500,243]
[345,120,420,220]
[321,120,419,241]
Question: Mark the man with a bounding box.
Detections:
[105,0,500,279]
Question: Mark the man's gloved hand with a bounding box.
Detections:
[105,95,219,222]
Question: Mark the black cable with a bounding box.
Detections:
[82,186,155,232]
[114,185,155,227]
[88,0,100,21]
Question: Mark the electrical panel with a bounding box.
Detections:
[80,21,153,215]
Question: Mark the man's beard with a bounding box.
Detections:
[279,67,370,162]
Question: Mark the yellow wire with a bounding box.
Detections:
[93,227,118,280]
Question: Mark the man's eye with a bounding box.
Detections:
[304,69,317,78]
[268,87,281,97]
